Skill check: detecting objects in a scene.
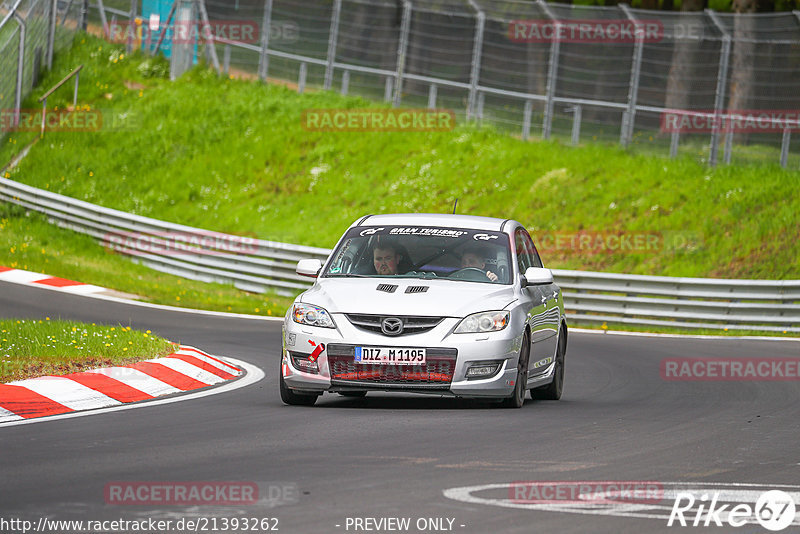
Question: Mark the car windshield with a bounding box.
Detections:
[322,226,512,284]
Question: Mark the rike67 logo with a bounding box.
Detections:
[668,489,796,531]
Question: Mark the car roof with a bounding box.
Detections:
[355,213,514,232]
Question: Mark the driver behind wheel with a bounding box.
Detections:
[460,246,498,282]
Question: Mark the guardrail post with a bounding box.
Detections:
[476,91,484,123]
[466,1,485,120]
[324,0,342,90]
[706,9,731,168]
[257,0,273,81]
[522,99,532,140]
[780,127,790,168]
[539,0,560,140]
[13,14,25,129]
[619,4,644,148]
[341,69,349,95]
[427,83,437,109]
[723,127,733,164]
[393,0,412,107]
[46,0,57,70]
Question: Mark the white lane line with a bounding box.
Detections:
[7,376,121,411]
[84,367,181,397]
[569,327,800,342]
[143,357,226,385]
[0,358,264,428]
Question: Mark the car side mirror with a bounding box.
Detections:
[296,259,322,278]
[522,267,553,287]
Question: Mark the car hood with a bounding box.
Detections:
[300,278,517,317]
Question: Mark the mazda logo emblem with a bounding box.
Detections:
[381,317,404,336]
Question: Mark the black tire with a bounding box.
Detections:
[338,391,367,398]
[502,331,530,408]
[279,373,319,406]
[532,327,566,401]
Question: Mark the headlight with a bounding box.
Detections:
[454,311,510,333]
[292,303,335,328]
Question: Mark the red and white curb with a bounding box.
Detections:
[0,266,110,295]
[0,346,242,423]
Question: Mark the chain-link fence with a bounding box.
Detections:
[7,0,800,167]
[0,0,83,126]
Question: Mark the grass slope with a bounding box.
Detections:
[1,34,798,299]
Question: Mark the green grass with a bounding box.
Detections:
[0,317,175,382]
[0,204,293,316]
[3,33,798,281]
[1,33,799,339]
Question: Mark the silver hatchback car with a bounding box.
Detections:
[280,213,567,407]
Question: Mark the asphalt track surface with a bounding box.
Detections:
[1,280,799,534]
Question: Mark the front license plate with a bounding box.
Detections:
[354,347,426,365]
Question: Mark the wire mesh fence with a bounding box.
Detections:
[5,0,800,167]
[0,0,82,127]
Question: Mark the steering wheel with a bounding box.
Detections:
[448,267,490,281]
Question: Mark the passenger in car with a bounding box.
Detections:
[461,246,499,282]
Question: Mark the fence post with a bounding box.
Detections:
[96,0,109,38]
[466,1,485,120]
[127,0,138,54]
[539,0,560,140]
[670,129,680,158]
[197,0,221,73]
[298,62,307,93]
[619,4,644,148]
[12,14,26,129]
[393,0,412,107]
[427,83,437,109]
[522,99,532,140]
[780,127,790,168]
[706,9,731,168]
[324,0,342,90]
[46,0,57,70]
[257,0,273,81]
[567,105,582,145]
[384,76,393,102]
[341,69,350,95]
[80,0,88,30]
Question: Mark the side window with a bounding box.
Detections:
[515,228,533,275]
[524,232,543,268]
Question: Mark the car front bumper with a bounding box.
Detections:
[281,313,523,399]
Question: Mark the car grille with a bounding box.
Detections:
[327,344,457,388]
[345,314,444,336]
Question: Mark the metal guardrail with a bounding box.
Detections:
[1,177,798,332]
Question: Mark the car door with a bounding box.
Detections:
[516,228,560,369]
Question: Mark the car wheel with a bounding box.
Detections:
[338,391,367,398]
[532,327,566,401]
[502,331,530,408]
[279,372,319,406]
